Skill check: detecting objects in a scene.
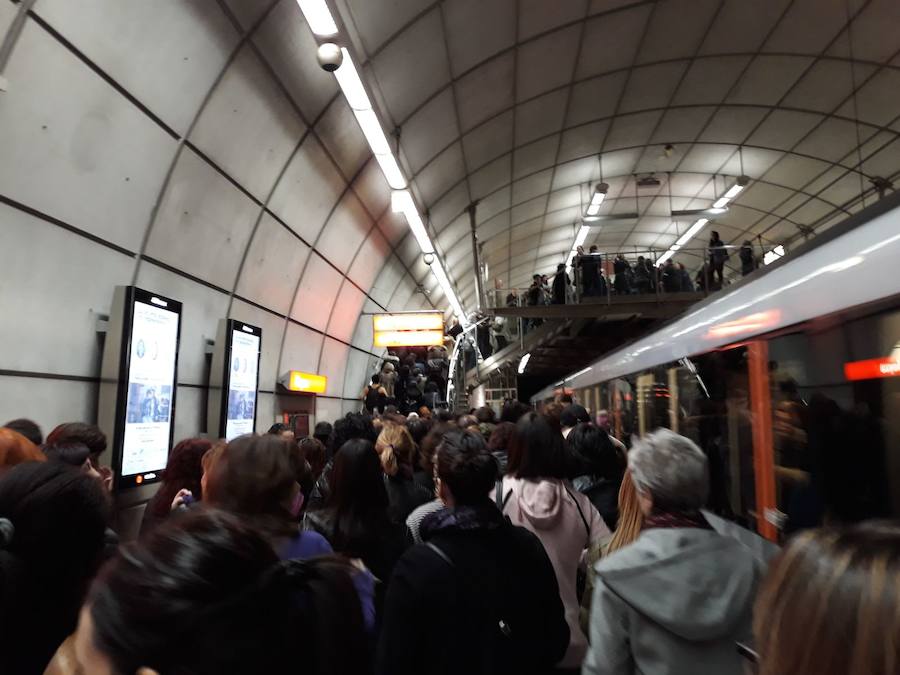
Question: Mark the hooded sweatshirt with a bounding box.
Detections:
[583,527,766,675]
[500,476,609,668]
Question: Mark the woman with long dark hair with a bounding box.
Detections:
[139,437,212,536]
[74,509,368,675]
[305,439,407,611]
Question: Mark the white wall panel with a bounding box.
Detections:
[280,322,324,375]
[369,254,405,307]
[327,283,367,343]
[0,1,15,38]
[0,376,97,435]
[0,205,132,377]
[146,149,259,289]
[349,229,392,291]
[318,338,349,397]
[316,192,372,273]
[343,347,376,402]
[315,397,343,427]
[255,392,277,432]
[290,254,343,331]
[36,0,239,135]
[172,386,204,444]
[0,20,176,251]
[235,213,310,315]
[315,98,370,180]
[229,299,287,393]
[352,159,391,221]
[269,135,345,244]
[135,262,230,386]
[190,46,306,202]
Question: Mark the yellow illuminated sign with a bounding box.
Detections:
[287,371,328,394]
[373,330,444,348]
[372,312,444,332]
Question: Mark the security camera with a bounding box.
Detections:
[317,43,343,72]
[423,252,435,266]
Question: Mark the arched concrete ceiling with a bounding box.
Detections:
[334,0,900,303]
[0,0,443,430]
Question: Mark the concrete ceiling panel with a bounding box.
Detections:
[37,0,239,135]
[552,156,598,191]
[831,0,900,63]
[402,89,460,173]
[576,5,652,79]
[317,192,372,273]
[726,55,815,106]
[371,10,451,123]
[327,283,368,344]
[783,59,877,114]
[697,107,769,144]
[558,120,608,163]
[636,0,720,64]
[673,55,752,106]
[428,183,469,232]
[252,0,341,122]
[519,0,587,40]
[470,155,512,200]
[512,168,554,204]
[476,186,511,224]
[764,0,849,55]
[835,69,900,128]
[377,211,409,248]
[413,142,467,206]
[604,110,663,151]
[190,46,306,202]
[345,0,435,55]
[235,213,310,315]
[651,108,716,145]
[444,0,516,76]
[462,111,515,171]
[349,228,392,291]
[369,253,406,307]
[567,72,628,126]
[510,195,546,225]
[455,52,516,132]
[0,20,176,251]
[517,24,581,102]
[548,185,584,214]
[748,110,824,151]
[290,254,344,331]
[222,0,276,30]
[269,135,346,244]
[315,97,370,180]
[352,159,391,220]
[146,149,259,290]
[619,61,689,114]
[794,117,870,163]
[700,0,791,55]
[514,136,561,179]
[437,214,470,254]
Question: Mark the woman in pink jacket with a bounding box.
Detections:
[497,412,609,672]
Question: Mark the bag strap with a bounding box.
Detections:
[494,480,512,511]
[425,541,454,568]
[564,484,591,546]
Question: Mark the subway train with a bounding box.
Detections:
[533,191,900,542]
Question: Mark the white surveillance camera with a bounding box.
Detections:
[317,43,343,72]
[423,253,435,266]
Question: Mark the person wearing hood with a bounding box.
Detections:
[498,413,609,671]
[377,429,569,675]
[583,429,766,675]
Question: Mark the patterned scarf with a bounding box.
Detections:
[643,510,712,531]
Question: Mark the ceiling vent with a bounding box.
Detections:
[636,174,661,188]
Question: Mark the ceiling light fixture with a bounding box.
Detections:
[712,174,750,209]
[582,212,639,223]
[585,182,609,217]
[763,244,785,265]
[656,217,710,267]
[296,0,338,36]
[671,206,729,217]
[297,1,466,322]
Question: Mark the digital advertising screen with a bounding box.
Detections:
[118,289,182,488]
[224,323,261,440]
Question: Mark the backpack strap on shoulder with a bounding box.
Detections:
[425,542,454,568]
[564,484,591,546]
[494,479,512,511]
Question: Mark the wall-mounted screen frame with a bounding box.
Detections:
[208,319,262,440]
[100,286,183,490]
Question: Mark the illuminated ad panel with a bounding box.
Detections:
[287,371,328,394]
[223,322,262,440]
[118,288,182,489]
[372,312,444,347]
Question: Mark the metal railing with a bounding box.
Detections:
[486,244,755,310]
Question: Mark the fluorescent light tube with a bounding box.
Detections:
[375,152,407,189]
[353,108,391,155]
[574,225,590,248]
[674,218,709,248]
[518,353,531,374]
[656,249,676,267]
[334,50,370,110]
[722,183,744,201]
[297,0,338,36]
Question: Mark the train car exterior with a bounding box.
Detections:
[533,192,900,542]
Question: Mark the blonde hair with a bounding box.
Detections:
[606,470,643,555]
[754,523,900,675]
[376,423,416,477]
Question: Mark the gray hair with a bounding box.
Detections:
[629,428,709,512]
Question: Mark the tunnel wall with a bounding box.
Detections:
[0,0,443,436]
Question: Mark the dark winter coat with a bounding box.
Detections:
[376,503,569,675]
[384,473,434,525]
[572,475,621,531]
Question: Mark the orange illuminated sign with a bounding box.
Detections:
[844,357,900,381]
[287,371,328,394]
[373,330,444,348]
[373,312,444,332]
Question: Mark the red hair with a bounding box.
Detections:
[0,428,46,472]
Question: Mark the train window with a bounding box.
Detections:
[767,308,900,533]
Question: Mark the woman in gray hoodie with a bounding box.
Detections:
[583,429,767,675]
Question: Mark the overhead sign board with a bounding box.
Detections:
[372,312,444,347]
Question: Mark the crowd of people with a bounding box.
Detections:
[517,232,762,308]
[0,400,897,675]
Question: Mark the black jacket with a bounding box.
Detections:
[385,473,434,525]
[376,503,569,675]
[572,475,621,531]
